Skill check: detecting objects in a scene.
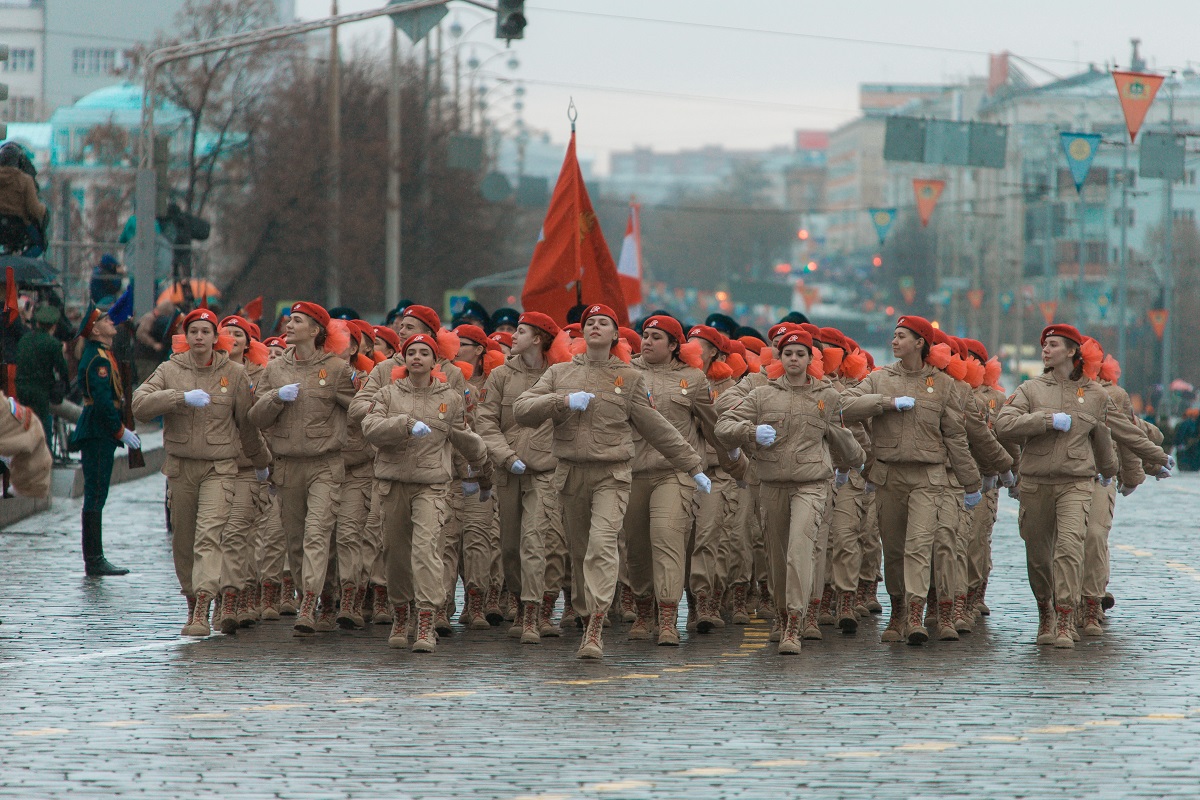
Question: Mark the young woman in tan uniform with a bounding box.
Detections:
[514,304,707,660]
[133,308,269,637]
[716,329,864,654]
[361,333,489,653]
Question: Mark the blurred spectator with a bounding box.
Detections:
[133,299,180,383]
[1175,408,1200,472]
[0,144,47,254]
[15,305,67,450]
[89,255,125,303]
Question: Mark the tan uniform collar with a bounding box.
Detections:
[169,350,230,372]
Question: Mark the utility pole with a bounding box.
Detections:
[1116,140,1130,380]
[1160,78,1176,408]
[385,26,403,311]
[327,0,342,308]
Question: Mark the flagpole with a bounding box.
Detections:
[569,99,582,308]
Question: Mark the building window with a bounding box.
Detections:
[2,48,35,72]
[5,96,35,122]
[1114,208,1135,227]
[1173,208,1196,224]
[72,48,117,76]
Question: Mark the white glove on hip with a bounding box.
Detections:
[183,389,211,408]
[1052,412,1072,431]
[509,459,527,475]
[693,473,712,494]
[963,490,982,509]
[1000,470,1016,488]
[255,467,270,482]
[277,383,300,403]
[893,396,915,411]
[567,391,594,411]
[411,421,431,438]
[755,424,776,447]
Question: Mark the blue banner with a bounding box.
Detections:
[868,208,897,245]
[1059,132,1102,193]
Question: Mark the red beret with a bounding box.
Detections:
[896,315,935,344]
[454,324,490,349]
[263,336,286,349]
[619,326,642,354]
[518,311,560,338]
[218,314,254,340]
[1041,323,1084,347]
[401,304,441,334]
[767,322,802,343]
[183,308,220,332]
[402,333,440,358]
[949,336,970,360]
[817,327,848,350]
[688,324,728,353]
[800,323,821,339]
[373,326,402,352]
[964,338,988,362]
[291,301,330,329]
[642,314,685,344]
[565,323,582,339]
[778,330,814,351]
[580,303,618,327]
[489,331,513,349]
[350,319,375,343]
[739,335,767,352]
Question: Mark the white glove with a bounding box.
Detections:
[411,421,431,438]
[509,459,526,475]
[834,469,849,488]
[567,391,594,411]
[255,467,270,482]
[277,383,300,402]
[120,429,141,449]
[864,480,876,493]
[728,448,741,462]
[893,396,915,411]
[183,389,211,408]
[1119,483,1137,496]
[1099,475,1113,487]
[982,474,998,492]
[1156,465,1171,481]
[1166,454,1177,471]
[462,481,480,496]
[693,473,712,494]
[1000,470,1016,488]
[964,490,982,509]
[479,487,492,502]
[755,424,776,447]
[1052,412,1072,432]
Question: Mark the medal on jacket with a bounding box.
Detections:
[1077,387,1085,404]
[438,402,447,420]
[679,378,688,396]
[219,376,229,394]
[818,399,825,412]
[614,376,624,395]
[318,368,328,386]
[926,376,935,394]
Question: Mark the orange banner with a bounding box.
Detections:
[913,179,946,227]
[967,289,984,310]
[1148,308,1169,340]
[900,286,917,305]
[1039,300,1058,324]
[800,285,821,311]
[1112,70,1164,143]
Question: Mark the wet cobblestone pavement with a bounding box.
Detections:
[3,472,1200,798]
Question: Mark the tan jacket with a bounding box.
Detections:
[0,394,51,497]
[842,361,981,493]
[349,355,467,425]
[629,356,734,475]
[953,381,1013,477]
[716,370,771,484]
[133,351,268,468]
[233,360,270,471]
[342,365,376,469]
[361,376,487,484]
[715,375,865,485]
[513,354,703,475]
[1100,380,1149,487]
[248,349,355,458]
[476,355,557,474]
[993,372,1164,484]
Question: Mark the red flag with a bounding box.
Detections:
[1112,70,1164,143]
[1148,308,1168,340]
[967,289,984,310]
[1039,300,1058,325]
[913,179,946,227]
[243,296,263,323]
[522,131,628,327]
[616,200,644,313]
[3,267,15,325]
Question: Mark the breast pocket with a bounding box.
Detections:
[757,413,787,462]
[591,392,626,446]
[914,404,942,451]
[418,419,450,468]
[794,413,827,463]
[304,388,336,437]
[205,395,235,445]
[1067,411,1098,460]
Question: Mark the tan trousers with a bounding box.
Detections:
[440,485,464,608]
[363,480,386,587]
[858,496,882,583]
[689,469,736,598]
[624,470,695,603]
[1017,479,1093,606]
[723,485,755,589]
[219,468,262,592]
[966,488,998,591]
[496,473,525,596]
[1082,480,1116,599]
[256,488,287,584]
[167,457,236,598]
[274,454,344,595]
[812,479,834,601]
[931,493,967,599]
[461,488,498,592]
[380,480,448,609]
[759,480,829,614]
[828,475,868,592]
[872,461,952,602]
[333,463,373,588]
[496,471,563,603]
[555,461,632,618]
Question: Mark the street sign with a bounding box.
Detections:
[1140,131,1186,181]
[387,0,448,43]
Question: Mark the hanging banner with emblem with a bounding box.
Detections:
[967,289,985,310]
[1112,70,1164,143]
[1059,132,1102,192]
[899,276,916,305]
[999,291,1015,313]
[1039,300,1058,324]
[1148,308,1169,340]
[868,207,897,245]
[913,180,946,227]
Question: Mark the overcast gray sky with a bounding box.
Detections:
[296,0,1199,169]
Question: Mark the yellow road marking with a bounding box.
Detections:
[584,780,653,792]
[240,703,306,712]
[739,643,767,649]
[1027,725,1084,734]
[336,697,380,704]
[416,691,476,698]
[895,742,957,752]
[171,712,230,720]
[618,674,659,680]
[96,720,144,728]
[977,735,1024,743]
[829,750,884,758]
[752,759,809,767]
[1083,720,1122,727]
[13,728,69,737]
[1132,549,1154,557]
[670,767,739,776]
[720,652,752,657]
[1140,713,1186,721]
[548,679,611,686]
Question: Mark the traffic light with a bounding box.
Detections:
[495,0,526,43]
[0,45,9,140]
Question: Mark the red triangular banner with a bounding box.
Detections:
[1148,308,1169,340]
[1112,70,1164,143]
[1039,300,1058,325]
[913,179,946,227]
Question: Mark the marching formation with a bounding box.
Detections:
[113,297,1172,658]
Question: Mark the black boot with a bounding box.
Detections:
[82,511,128,577]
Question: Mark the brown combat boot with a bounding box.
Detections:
[260,581,281,621]
[562,587,579,629]
[1054,605,1076,649]
[936,599,958,641]
[628,595,655,640]
[539,592,562,637]
[778,612,802,655]
[953,594,972,634]
[881,595,905,642]
[293,591,318,636]
[434,605,454,637]
[315,591,337,632]
[184,591,213,637]
[279,574,297,615]
[465,588,490,630]
[730,584,751,625]
[387,603,410,648]
[181,595,197,636]
[853,579,870,617]
[1081,597,1104,637]
[836,590,858,634]
[336,584,363,630]
[817,585,836,625]
[519,600,541,644]
[484,584,504,627]
[237,587,258,628]
[500,589,518,622]
[657,601,680,646]
[1036,600,1056,645]
[866,579,883,613]
[769,606,784,642]
[216,588,239,635]
[756,580,775,620]
[801,599,822,640]
[618,583,637,623]
[975,579,991,616]
[412,608,438,653]
[576,613,605,659]
[371,585,392,624]
[906,597,929,646]
[695,592,718,634]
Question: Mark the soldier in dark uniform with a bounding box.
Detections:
[69,302,141,576]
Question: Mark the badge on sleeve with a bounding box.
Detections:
[97,365,108,378]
